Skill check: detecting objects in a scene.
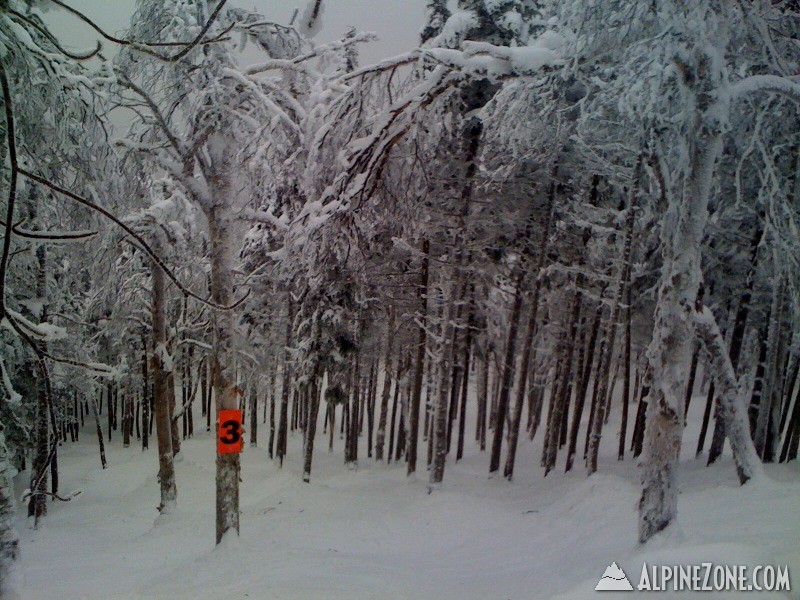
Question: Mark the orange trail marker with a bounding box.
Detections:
[218,409,243,454]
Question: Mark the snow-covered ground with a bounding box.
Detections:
[13,396,800,599]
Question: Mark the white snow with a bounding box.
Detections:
[12,388,800,599]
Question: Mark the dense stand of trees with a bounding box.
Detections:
[1,0,799,591]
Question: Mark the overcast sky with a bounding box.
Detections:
[43,0,427,66]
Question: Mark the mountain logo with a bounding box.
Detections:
[595,562,634,591]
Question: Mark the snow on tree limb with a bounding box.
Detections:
[727,74,800,105]
[693,304,765,484]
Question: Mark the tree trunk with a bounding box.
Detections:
[0,427,20,596]
[696,381,715,456]
[694,306,763,483]
[375,309,395,461]
[207,206,240,545]
[366,364,376,458]
[619,266,634,459]
[544,282,582,475]
[407,239,429,475]
[503,176,559,476]
[682,343,700,425]
[588,194,636,475]
[456,290,475,462]
[123,392,131,448]
[91,397,107,469]
[150,258,177,513]
[446,277,468,454]
[107,383,113,442]
[780,379,800,461]
[754,277,785,461]
[429,290,457,489]
[489,270,525,474]
[276,295,294,465]
[28,372,49,526]
[566,303,602,472]
[388,363,400,464]
[268,367,276,459]
[347,354,361,466]
[302,377,321,482]
[476,336,489,451]
[779,353,798,435]
[707,225,761,463]
[639,113,759,541]
[638,132,712,542]
[168,371,180,456]
[249,391,258,447]
[141,336,150,451]
[584,337,606,459]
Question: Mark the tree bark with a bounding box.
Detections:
[588,194,636,475]
[141,335,150,451]
[544,282,582,475]
[754,276,785,461]
[150,258,177,513]
[207,204,240,545]
[489,269,525,474]
[375,309,395,461]
[407,239,429,475]
[566,303,602,472]
[91,397,107,469]
[503,174,558,477]
[429,289,456,489]
[476,335,489,451]
[249,391,258,447]
[619,265,634,459]
[276,295,294,465]
[28,370,49,526]
[456,289,475,462]
[268,366,276,459]
[707,225,761,463]
[302,377,321,482]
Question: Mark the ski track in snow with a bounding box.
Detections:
[13,394,800,600]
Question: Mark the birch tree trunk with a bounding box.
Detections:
[638,128,718,541]
[207,198,240,544]
[639,113,760,540]
[707,225,761,462]
[150,257,177,513]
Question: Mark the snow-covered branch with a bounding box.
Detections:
[693,304,765,484]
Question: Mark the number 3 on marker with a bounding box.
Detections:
[217,409,243,454]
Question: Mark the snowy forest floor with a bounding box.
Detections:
[13,397,800,600]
